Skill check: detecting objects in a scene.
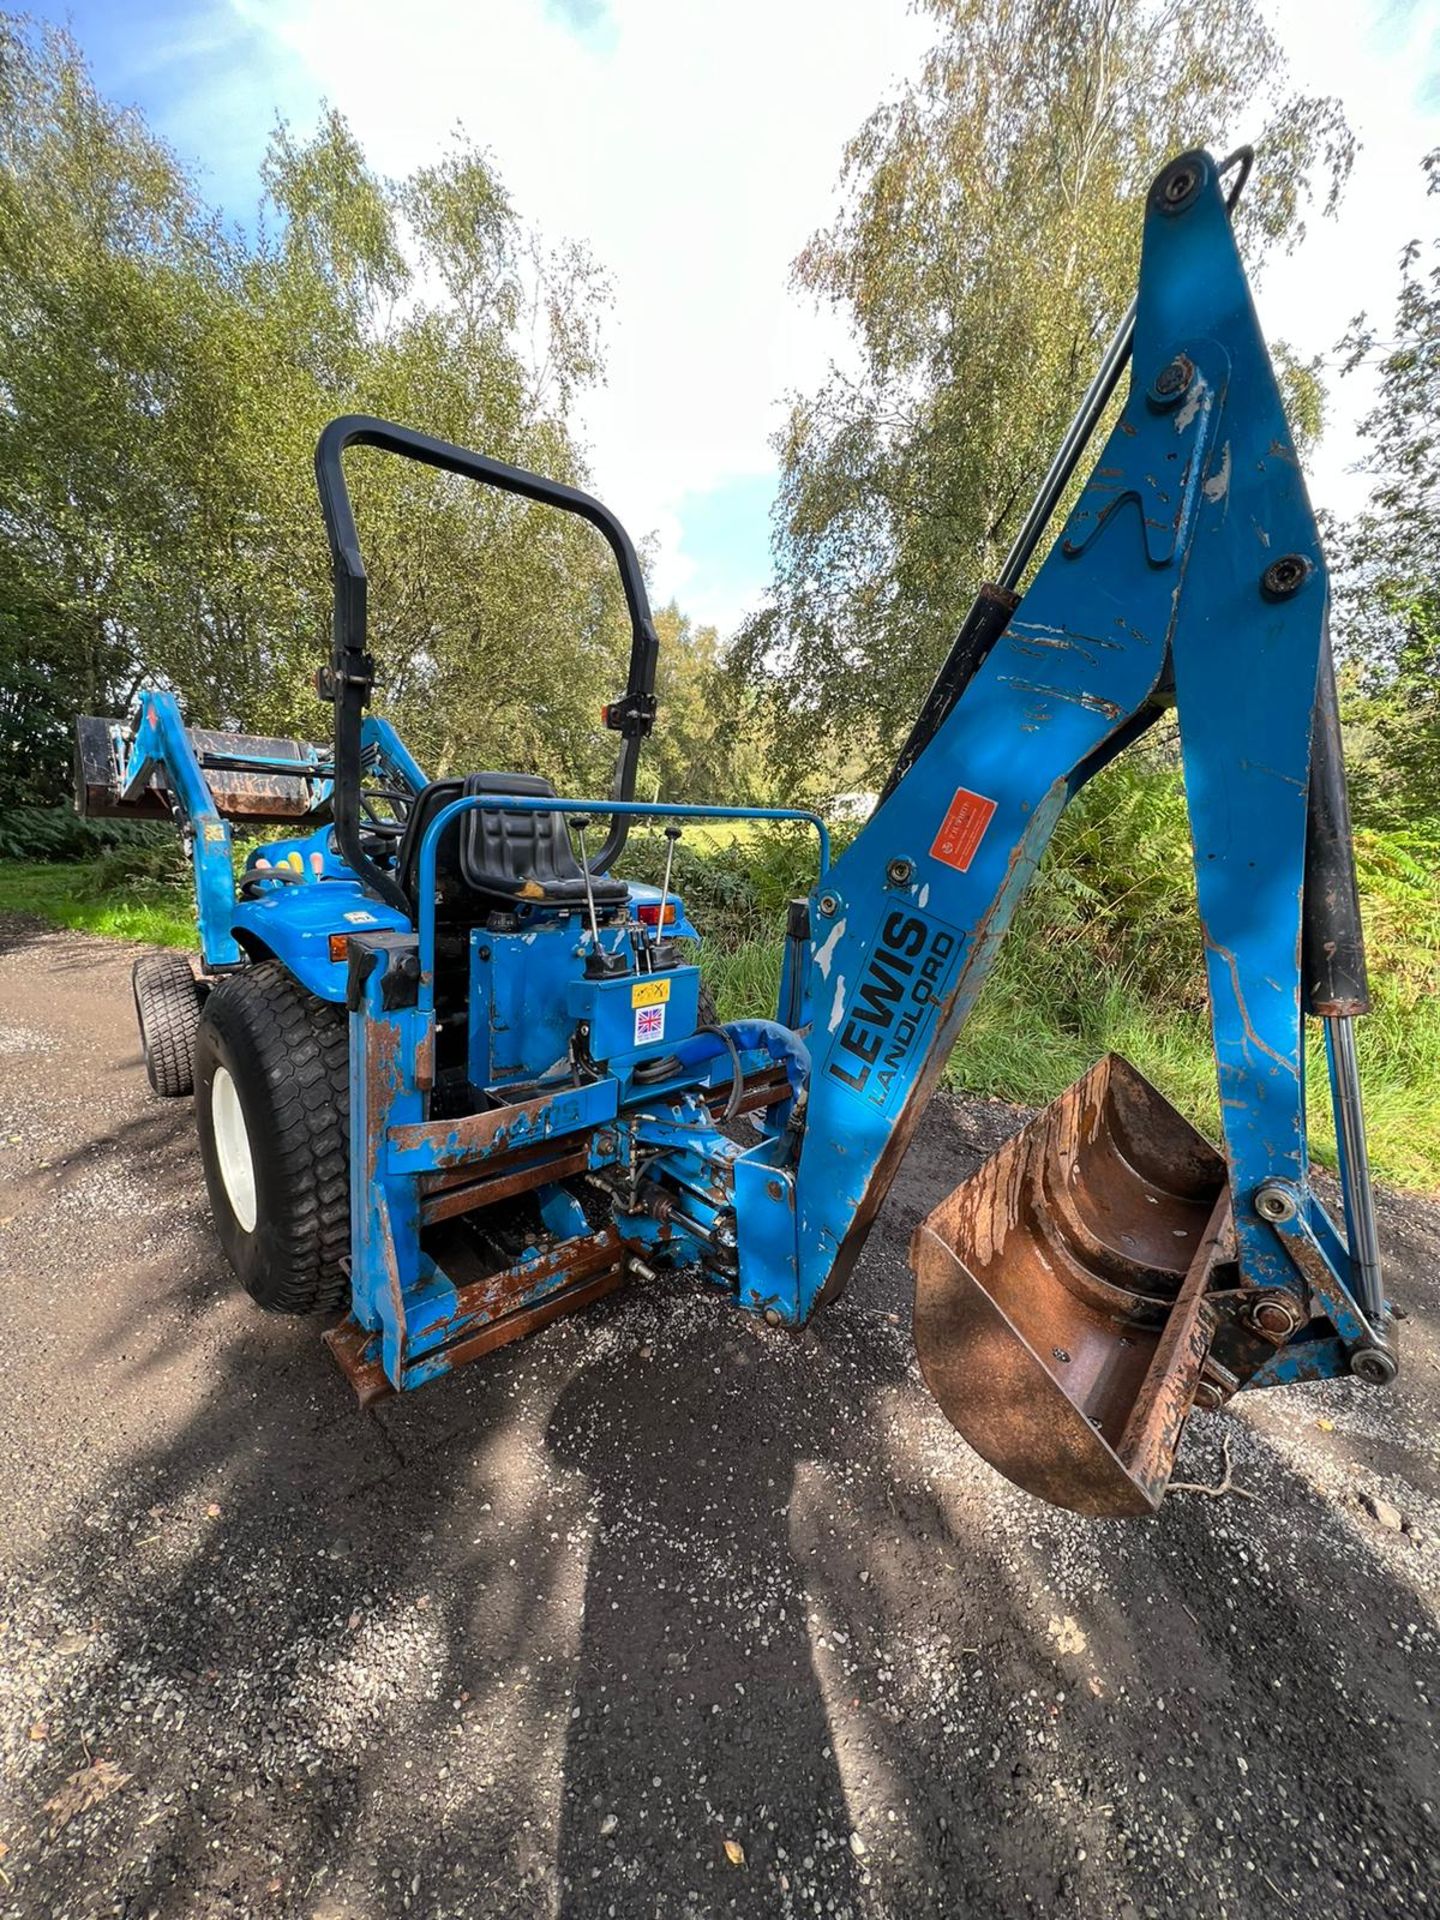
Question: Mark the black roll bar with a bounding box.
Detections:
[313,414,660,915]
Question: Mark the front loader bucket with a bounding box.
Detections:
[912,1054,1231,1517]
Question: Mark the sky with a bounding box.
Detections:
[29,0,1440,636]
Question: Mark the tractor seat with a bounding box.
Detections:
[396,772,629,920]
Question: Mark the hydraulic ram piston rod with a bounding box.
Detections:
[1326,1015,1385,1323]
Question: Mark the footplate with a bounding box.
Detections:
[912,1054,1231,1516]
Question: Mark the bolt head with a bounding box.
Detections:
[764,1308,783,1328]
[1152,156,1207,216]
[1151,354,1195,406]
[1192,1380,1224,1411]
[1260,554,1313,601]
[817,892,839,917]
[886,857,914,886]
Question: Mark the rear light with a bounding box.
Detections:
[328,933,349,964]
[636,903,678,928]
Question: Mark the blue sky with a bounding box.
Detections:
[28,0,1440,636]
[32,2,307,219]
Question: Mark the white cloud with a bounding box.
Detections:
[237,0,937,626]
[1250,0,1440,522]
[237,0,1438,626]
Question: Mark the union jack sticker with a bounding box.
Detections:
[635,1004,666,1046]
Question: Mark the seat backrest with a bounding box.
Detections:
[396,772,627,918]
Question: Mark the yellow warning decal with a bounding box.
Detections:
[631,978,671,1008]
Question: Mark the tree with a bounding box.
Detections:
[1332,149,1440,837]
[0,18,634,806]
[733,0,1353,787]
[642,603,777,803]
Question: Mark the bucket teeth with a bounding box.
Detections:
[911,1054,1230,1516]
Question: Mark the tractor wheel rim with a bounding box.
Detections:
[212,1066,258,1233]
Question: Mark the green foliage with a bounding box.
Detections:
[0,18,637,803]
[81,833,191,895]
[4,760,1434,1187]
[734,0,1353,785]
[619,820,840,944]
[0,805,174,864]
[0,8,1429,1206]
[646,605,776,803]
[684,761,1440,1192]
[0,862,197,949]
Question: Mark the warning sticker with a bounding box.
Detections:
[634,1003,667,1046]
[632,978,671,1008]
[930,787,998,872]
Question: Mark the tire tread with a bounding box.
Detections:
[133,953,204,1097]
[198,963,350,1315]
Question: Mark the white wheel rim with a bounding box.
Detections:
[211,1066,258,1233]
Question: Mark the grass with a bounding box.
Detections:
[5,787,1436,1195]
[952,960,1440,1196]
[0,861,199,950]
[696,773,1440,1195]
[702,934,786,1022]
[697,923,1439,1195]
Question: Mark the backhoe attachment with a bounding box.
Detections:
[88,145,1388,1523]
[774,149,1395,1514]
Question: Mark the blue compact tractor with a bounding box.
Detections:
[78,151,1399,1516]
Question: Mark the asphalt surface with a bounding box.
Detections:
[0,913,1437,1920]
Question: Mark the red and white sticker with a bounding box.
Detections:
[930,787,997,872]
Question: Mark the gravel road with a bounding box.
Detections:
[1,914,1437,1920]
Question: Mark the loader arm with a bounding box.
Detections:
[753,149,1392,1509]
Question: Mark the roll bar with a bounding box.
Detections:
[313,414,661,915]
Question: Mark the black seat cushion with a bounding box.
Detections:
[396,772,628,918]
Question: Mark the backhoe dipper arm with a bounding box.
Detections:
[772,152,1383,1381]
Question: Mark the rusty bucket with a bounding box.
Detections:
[912,1054,1233,1517]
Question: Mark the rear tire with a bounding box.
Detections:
[194,962,350,1315]
[132,953,204,1097]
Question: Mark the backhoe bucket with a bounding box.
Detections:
[912,1054,1231,1517]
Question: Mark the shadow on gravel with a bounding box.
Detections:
[4,1098,1438,1919]
[544,1306,906,1915]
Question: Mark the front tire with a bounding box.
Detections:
[194,962,350,1315]
[132,953,204,1097]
